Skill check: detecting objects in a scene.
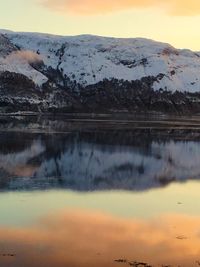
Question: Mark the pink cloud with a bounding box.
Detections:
[40,0,200,16]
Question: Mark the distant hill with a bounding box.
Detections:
[1,30,200,114]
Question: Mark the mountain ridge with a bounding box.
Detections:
[1,30,200,114]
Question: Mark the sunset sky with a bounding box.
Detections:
[1,0,200,50]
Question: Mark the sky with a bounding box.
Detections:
[1,0,200,50]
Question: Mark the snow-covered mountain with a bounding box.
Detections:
[1,30,200,114]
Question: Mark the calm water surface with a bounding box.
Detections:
[1,116,200,267]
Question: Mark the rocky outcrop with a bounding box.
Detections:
[0,71,82,113]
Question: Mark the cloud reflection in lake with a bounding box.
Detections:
[0,209,200,267]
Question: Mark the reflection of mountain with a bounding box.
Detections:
[1,127,200,191]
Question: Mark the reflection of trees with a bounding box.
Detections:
[0,129,200,191]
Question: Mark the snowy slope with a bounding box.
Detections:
[1,30,200,93]
[0,33,47,86]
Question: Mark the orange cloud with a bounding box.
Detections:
[1,210,200,266]
[40,0,200,16]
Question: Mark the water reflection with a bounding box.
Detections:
[0,128,200,190]
[0,209,200,267]
[1,117,200,267]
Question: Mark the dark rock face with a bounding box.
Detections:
[0,71,82,113]
[0,34,17,57]
[1,70,200,114]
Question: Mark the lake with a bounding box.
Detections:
[1,115,200,267]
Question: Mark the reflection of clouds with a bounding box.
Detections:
[0,210,200,267]
[0,140,44,177]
